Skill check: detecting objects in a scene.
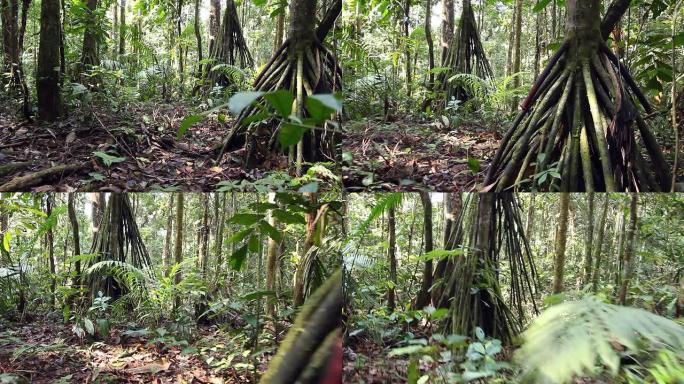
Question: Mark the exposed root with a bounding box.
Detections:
[0,163,85,192]
[217,40,342,167]
[484,41,671,192]
[439,0,493,105]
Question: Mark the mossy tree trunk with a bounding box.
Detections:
[67,194,81,287]
[582,192,595,286]
[162,195,174,277]
[484,0,671,192]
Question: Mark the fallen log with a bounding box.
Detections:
[0,162,35,177]
[0,163,86,191]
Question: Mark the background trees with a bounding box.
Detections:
[345,192,684,383]
[0,192,343,382]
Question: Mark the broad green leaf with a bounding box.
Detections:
[229,213,265,226]
[258,221,283,242]
[306,94,341,123]
[177,114,204,138]
[278,123,308,148]
[83,318,95,335]
[272,209,306,225]
[226,228,253,244]
[229,92,265,115]
[533,0,553,12]
[2,232,10,252]
[241,290,276,301]
[229,244,248,271]
[264,90,294,118]
[298,182,319,193]
[93,151,126,167]
[248,235,260,252]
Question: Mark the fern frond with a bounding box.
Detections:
[517,297,684,383]
[84,260,151,294]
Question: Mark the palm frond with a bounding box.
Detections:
[517,297,684,383]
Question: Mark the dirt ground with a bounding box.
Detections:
[0,102,292,192]
[342,118,503,192]
[0,319,270,383]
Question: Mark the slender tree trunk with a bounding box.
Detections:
[525,194,536,239]
[553,193,570,294]
[591,194,610,291]
[174,193,184,309]
[200,194,210,278]
[403,0,411,102]
[118,0,125,57]
[387,206,397,311]
[414,192,433,309]
[214,193,226,281]
[36,0,62,121]
[67,194,81,287]
[162,195,174,277]
[194,0,203,71]
[274,9,285,54]
[265,193,279,340]
[424,0,435,109]
[618,194,638,305]
[46,195,56,307]
[582,193,595,285]
[293,193,318,307]
[510,0,523,110]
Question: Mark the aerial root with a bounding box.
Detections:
[483,42,672,192]
[216,41,342,166]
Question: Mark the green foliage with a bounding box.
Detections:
[517,296,684,383]
[178,90,342,148]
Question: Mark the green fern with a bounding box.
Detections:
[84,260,150,294]
[517,296,684,383]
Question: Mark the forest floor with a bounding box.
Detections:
[0,319,273,383]
[342,114,684,192]
[342,118,503,192]
[0,102,292,192]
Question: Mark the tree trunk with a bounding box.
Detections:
[441,0,454,65]
[67,194,81,287]
[36,0,62,121]
[200,194,210,278]
[80,0,99,70]
[194,0,203,71]
[273,9,285,54]
[433,193,460,305]
[214,193,226,281]
[553,193,570,294]
[582,193,595,286]
[208,0,221,57]
[510,0,523,110]
[293,193,318,307]
[174,193,184,309]
[118,0,125,57]
[387,206,397,312]
[162,194,174,277]
[414,192,433,309]
[423,0,435,109]
[618,193,638,305]
[403,0,411,101]
[676,275,684,317]
[591,194,610,292]
[265,193,279,339]
[46,195,56,307]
